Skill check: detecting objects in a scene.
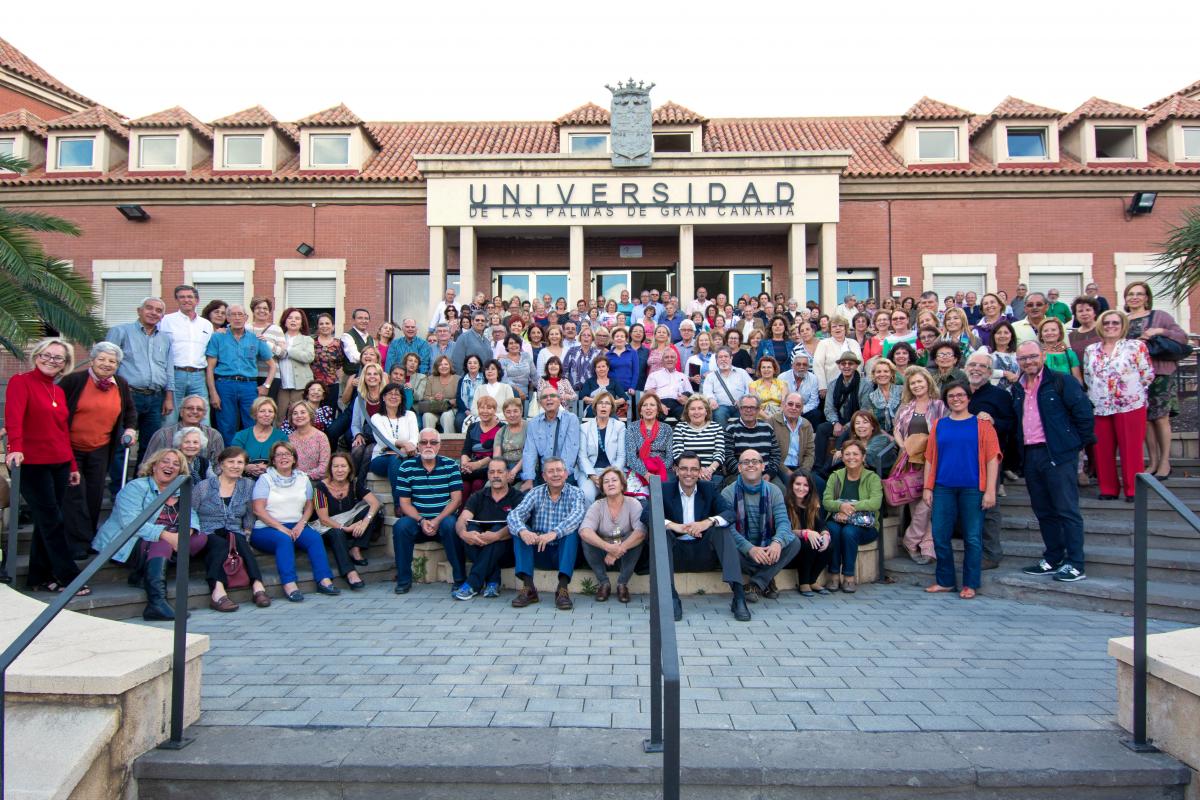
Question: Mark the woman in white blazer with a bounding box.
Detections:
[576,392,627,503]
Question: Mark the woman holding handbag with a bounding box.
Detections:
[195,447,271,612]
[1123,281,1189,479]
[891,366,945,564]
[821,441,882,593]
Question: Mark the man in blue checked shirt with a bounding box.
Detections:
[520,390,581,490]
[505,458,587,611]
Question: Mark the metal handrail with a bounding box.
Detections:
[1124,472,1200,753]
[0,472,195,798]
[642,475,680,800]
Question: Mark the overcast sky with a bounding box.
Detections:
[8,0,1197,123]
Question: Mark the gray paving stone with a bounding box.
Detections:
[851,715,921,732]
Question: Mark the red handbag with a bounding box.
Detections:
[882,451,924,506]
[222,533,250,589]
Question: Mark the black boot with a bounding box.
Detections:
[143,557,175,621]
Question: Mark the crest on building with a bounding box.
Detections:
[606,78,655,168]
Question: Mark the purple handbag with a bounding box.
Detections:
[882,451,924,506]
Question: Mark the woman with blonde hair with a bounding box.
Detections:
[577,392,627,503]
[1037,317,1082,383]
[231,396,286,478]
[812,316,862,391]
[892,366,945,564]
[749,356,787,419]
[1086,309,1154,501]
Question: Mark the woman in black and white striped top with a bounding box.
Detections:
[670,395,726,488]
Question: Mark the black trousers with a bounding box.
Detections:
[63,446,111,551]
[325,510,382,577]
[668,526,742,585]
[203,529,264,590]
[464,538,513,590]
[813,421,851,471]
[22,462,82,587]
[788,536,832,585]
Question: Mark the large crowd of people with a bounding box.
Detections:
[3,279,1189,621]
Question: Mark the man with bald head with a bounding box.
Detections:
[965,352,1017,568]
[768,392,816,476]
[385,317,433,374]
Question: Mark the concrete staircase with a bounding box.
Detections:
[883,477,1200,623]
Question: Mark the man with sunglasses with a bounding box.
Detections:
[1011,292,1049,345]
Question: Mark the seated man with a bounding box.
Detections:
[720,448,801,604]
[391,429,464,594]
[814,352,862,471]
[520,390,581,490]
[702,346,752,425]
[453,458,522,600]
[781,353,823,432]
[769,392,816,476]
[655,451,751,622]
[723,396,785,492]
[505,457,588,611]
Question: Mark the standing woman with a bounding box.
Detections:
[526,323,546,365]
[286,400,330,481]
[892,366,945,564]
[861,312,890,365]
[983,321,1020,389]
[647,324,680,376]
[375,321,396,368]
[194,447,271,612]
[1124,281,1188,479]
[1069,296,1102,368]
[850,313,873,357]
[250,441,340,602]
[276,307,315,412]
[812,317,861,392]
[784,469,832,596]
[563,325,601,389]
[922,381,1001,600]
[577,392,627,502]
[755,316,793,365]
[536,324,568,377]
[972,293,1008,349]
[1085,310,1154,501]
[686,330,717,391]
[313,452,380,589]
[202,300,229,332]
[791,320,822,364]
[626,393,674,497]
[60,341,136,559]
[941,308,981,361]
[749,356,787,419]
[579,468,646,603]
[310,313,345,410]
[821,440,883,593]
[1038,317,1083,383]
[247,297,285,398]
[474,359,516,416]
[607,327,640,409]
[927,340,968,394]
[421,355,459,433]
[500,334,536,407]
[93,448,205,619]
[5,338,86,594]
[455,354,485,432]
[461,395,504,496]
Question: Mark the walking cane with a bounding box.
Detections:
[120,433,134,490]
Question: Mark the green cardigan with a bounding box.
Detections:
[822,467,883,514]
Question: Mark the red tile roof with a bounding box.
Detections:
[0,108,48,137]
[884,97,971,139]
[1147,94,1200,129]
[971,97,1064,138]
[1060,97,1150,131]
[0,36,96,107]
[211,105,278,127]
[653,101,706,124]
[1148,79,1200,110]
[43,105,129,138]
[128,106,213,139]
[296,103,363,127]
[555,102,609,126]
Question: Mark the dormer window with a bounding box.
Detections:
[0,137,13,158]
[653,132,692,153]
[1006,127,1048,158]
[1184,127,1200,159]
[568,133,608,154]
[309,133,350,167]
[137,134,178,168]
[223,134,264,167]
[56,136,94,169]
[1094,126,1137,159]
[918,128,958,160]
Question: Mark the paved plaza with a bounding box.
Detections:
[150,583,1185,734]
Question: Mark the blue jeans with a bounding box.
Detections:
[169,369,208,425]
[214,378,258,443]
[393,516,463,588]
[250,524,333,585]
[512,531,579,579]
[932,485,984,589]
[109,389,165,491]
[713,405,737,425]
[826,520,877,577]
[1024,445,1085,571]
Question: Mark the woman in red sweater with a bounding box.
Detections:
[5,338,88,595]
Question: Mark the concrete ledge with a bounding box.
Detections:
[4,704,118,800]
[1110,628,1200,698]
[1111,627,1200,776]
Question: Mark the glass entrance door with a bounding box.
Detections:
[495,272,569,304]
[730,269,770,301]
[592,269,674,301]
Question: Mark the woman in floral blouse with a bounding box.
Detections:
[1084,310,1154,502]
[310,313,345,406]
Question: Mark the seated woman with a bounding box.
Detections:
[669,395,726,488]
[175,426,211,484]
[92,448,206,621]
[461,395,504,496]
[282,380,335,436]
[536,355,578,414]
[420,355,459,433]
[829,410,896,477]
[578,468,646,603]
[401,352,427,411]
[749,356,787,419]
[313,452,381,589]
[286,400,331,481]
[784,469,832,596]
[194,446,271,612]
[626,393,674,497]
[821,440,883,594]
[494,397,527,485]
[367,382,419,482]
[579,356,627,420]
[857,358,902,434]
[249,441,340,602]
[642,347,692,420]
[577,392,627,503]
[231,397,287,479]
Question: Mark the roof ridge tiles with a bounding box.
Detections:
[1060,96,1151,131]
[0,35,97,107]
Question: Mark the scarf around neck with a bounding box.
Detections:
[89,368,115,391]
[733,476,773,547]
[266,466,300,489]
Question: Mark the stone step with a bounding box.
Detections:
[133,726,1190,800]
[884,557,1200,624]
[997,510,1200,550]
[937,538,1200,583]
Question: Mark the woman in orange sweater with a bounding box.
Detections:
[922,380,1001,599]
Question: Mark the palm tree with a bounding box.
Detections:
[1154,205,1200,306]
[0,152,103,359]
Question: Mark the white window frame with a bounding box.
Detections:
[921,255,998,295]
[308,133,351,168]
[137,134,179,169]
[652,131,693,154]
[91,259,163,322]
[221,133,266,169]
[1004,126,1049,160]
[917,127,959,161]
[493,270,571,304]
[56,135,96,170]
[274,258,346,328]
[1093,125,1138,160]
[0,136,14,173]
[1017,254,1093,303]
[1183,126,1200,160]
[567,132,610,155]
[184,259,255,310]
[1115,253,1190,332]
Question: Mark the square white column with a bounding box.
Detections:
[429,226,446,312]
[569,226,585,302]
[788,223,807,307]
[819,222,838,313]
[459,226,476,303]
[678,224,695,304]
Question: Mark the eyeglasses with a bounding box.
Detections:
[36,354,66,363]
[1101,320,1123,327]
[739,458,763,465]
[946,393,969,401]
[1016,354,1041,362]
[419,439,440,446]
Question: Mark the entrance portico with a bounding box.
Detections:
[418,152,849,312]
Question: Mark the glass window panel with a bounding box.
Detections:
[224,135,263,166]
[807,277,819,302]
[653,133,691,153]
[57,137,94,169]
[0,137,13,156]
[538,274,569,304]
[569,134,608,154]
[390,272,430,328]
[918,128,958,160]
[731,270,769,301]
[497,274,530,303]
[596,272,630,301]
[1184,127,1200,158]
[1006,128,1047,158]
[1094,127,1136,159]
[310,134,350,166]
[138,135,177,167]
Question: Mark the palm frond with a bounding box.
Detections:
[24,258,104,345]
[1153,206,1200,306]
[0,277,42,359]
[0,153,31,174]
[0,208,81,236]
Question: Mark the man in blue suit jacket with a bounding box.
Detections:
[648,451,752,622]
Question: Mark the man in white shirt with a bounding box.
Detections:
[835,293,859,323]
[428,288,458,333]
[561,320,580,352]
[686,287,713,316]
[158,284,213,423]
[702,346,752,425]
[781,353,823,430]
[339,308,374,377]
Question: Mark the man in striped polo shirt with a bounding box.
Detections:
[391,429,465,594]
[723,396,785,494]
